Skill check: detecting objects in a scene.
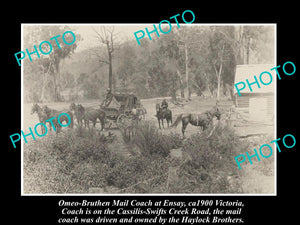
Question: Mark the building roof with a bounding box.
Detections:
[234,64,276,94]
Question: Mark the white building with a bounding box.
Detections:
[233,64,275,122]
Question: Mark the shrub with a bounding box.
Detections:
[105,154,170,193]
[244,134,275,176]
[132,121,182,158]
[24,121,254,194]
[23,127,114,193]
[174,124,248,193]
[23,126,170,194]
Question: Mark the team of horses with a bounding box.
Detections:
[31,103,74,133]
[69,103,106,130]
[31,103,105,133]
[31,101,221,136]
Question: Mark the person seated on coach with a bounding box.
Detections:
[101,88,114,107]
[161,99,168,112]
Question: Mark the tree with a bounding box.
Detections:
[116,44,136,89]
[205,25,274,101]
[39,58,54,102]
[158,36,182,100]
[173,27,192,100]
[236,26,275,64]
[24,25,81,102]
[172,26,209,100]
[93,26,118,91]
[207,26,236,101]
[42,26,80,101]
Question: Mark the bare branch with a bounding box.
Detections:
[92,27,105,43]
[110,29,114,53]
[102,27,108,41]
[213,64,220,78]
[89,48,109,64]
[93,26,118,54]
[98,59,109,64]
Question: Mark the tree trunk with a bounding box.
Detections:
[52,74,58,101]
[40,64,46,102]
[214,62,223,101]
[56,66,61,101]
[216,66,221,101]
[203,72,213,97]
[52,62,62,101]
[176,69,185,98]
[94,27,115,92]
[40,73,46,102]
[234,26,245,65]
[171,78,177,101]
[216,44,225,101]
[40,62,52,102]
[246,37,251,64]
[184,43,190,100]
[108,52,113,90]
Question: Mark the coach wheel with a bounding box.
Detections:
[116,114,127,129]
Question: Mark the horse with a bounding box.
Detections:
[70,103,85,127]
[42,106,74,132]
[155,103,172,129]
[31,103,48,133]
[171,107,221,136]
[81,105,106,130]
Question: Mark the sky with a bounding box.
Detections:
[70,24,154,52]
[22,24,275,59]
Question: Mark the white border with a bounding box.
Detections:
[21,23,277,196]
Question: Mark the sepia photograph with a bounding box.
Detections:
[21,24,276,195]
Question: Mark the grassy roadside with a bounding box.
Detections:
[23,122,257,194]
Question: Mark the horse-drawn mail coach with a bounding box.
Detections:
[101,92,146,129]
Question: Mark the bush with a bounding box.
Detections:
[105,154,170,193]
[23,127,116,193]
[173,124,248,193]
[23,126,171,194]
[24,122,254,194]
[244,134,275,176]
[132,121,182,158]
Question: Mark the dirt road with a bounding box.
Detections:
[23,96,228,134]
